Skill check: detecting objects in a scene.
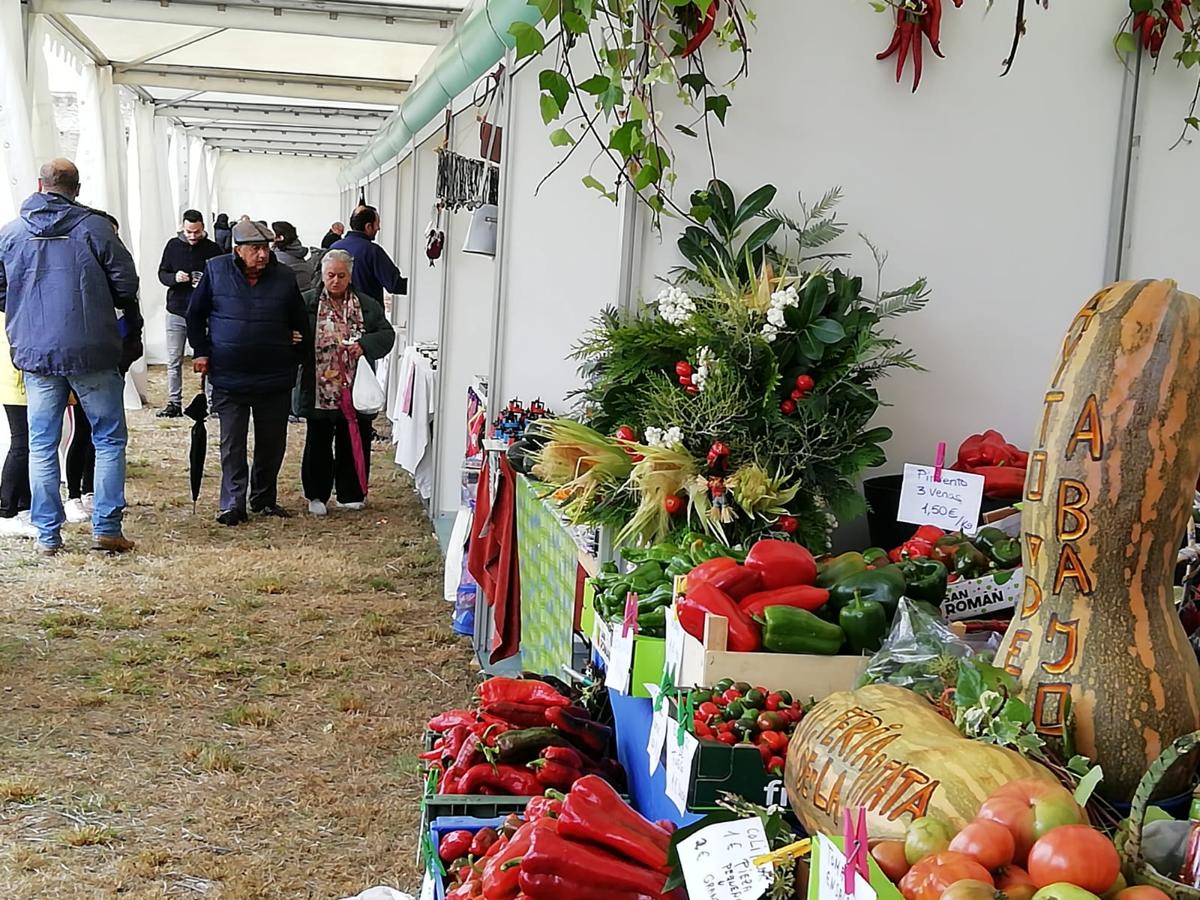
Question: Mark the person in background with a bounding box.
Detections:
[0,159,142,555]
[299,250,394,516]
[320,221,345,250]
[271,221,315,292]
[331,205,407,306]
[0,311,35,538]
[157,209,222,418]
[213,213,232,253]
[187,220,308,525]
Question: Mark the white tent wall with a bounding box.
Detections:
[630,2,1127,472]
[126,100,176,365]
[75,65,129,229]
[1123,63,1200,287]
[0,0,36,223]
[215,153,342,251]
[431,110,499,516]
[406,132,446,347]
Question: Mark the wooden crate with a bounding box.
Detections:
[676,613,868,701]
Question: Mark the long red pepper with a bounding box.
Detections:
[910,13,924,90]
[479,678,571,709]
[517,872,655,900]
[557,775,671,872]
[520,827,670,896]
[681,0,718,58]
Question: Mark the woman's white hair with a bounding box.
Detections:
[321,248,354,275]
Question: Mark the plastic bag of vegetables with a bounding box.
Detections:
[856,598,976,701]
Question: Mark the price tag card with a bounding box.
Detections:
[665,725,699,813]
[896,463,985,536]
[605,624,635,695]
[814,834,877,900]
[647,703,669,776]
[664,603,686,681]
[676,816,774,900]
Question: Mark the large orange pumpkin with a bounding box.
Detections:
[995,279,1200,799]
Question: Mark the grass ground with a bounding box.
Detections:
[0,369,476,899]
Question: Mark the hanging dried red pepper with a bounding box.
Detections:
[878,0,961,92]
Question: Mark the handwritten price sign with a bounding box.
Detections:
[676,817,773,900]
[896,463,985,536]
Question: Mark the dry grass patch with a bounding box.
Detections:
[61,824,120,847]
[74,690,112,707]
[183,743,243,773]
[0,777,41,803]
[363,610,403,637]
[223,701,278,727]
[333,690,368,714]
[37,610,96,630]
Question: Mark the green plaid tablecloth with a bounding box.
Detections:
[515,475,576,675]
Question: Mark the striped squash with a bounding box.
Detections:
[996,279,1200,800]
[785,684,1057,839]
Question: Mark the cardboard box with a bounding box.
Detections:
[940,567,1022,621]
[676,613,867,702]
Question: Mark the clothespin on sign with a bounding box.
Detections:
[677,690,695,746]
[655,662,674,712]
[752,837,811,867]
[843,808,869,894]
[622,592,640,638]
[933,441,946,483]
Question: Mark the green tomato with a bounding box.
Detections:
[715,678,734,693]
[725,700,745,719]
[1032,885,1101,900]
[743,689,766,708]
[904,815,955,865]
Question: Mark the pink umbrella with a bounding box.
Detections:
[338,388,369,496]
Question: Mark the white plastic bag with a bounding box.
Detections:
[352,355,386,415]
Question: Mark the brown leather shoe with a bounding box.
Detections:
[91,535,135,553]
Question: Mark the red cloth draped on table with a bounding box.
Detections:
[467,454,521,663]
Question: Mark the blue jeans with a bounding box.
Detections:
[25,370,128,546]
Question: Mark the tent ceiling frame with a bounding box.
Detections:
[29,0,456,45]
[208,139,356,155]
[40,11,155,103]
[189,126,371,145]
[114,63,410,105]
[157,104,387,132]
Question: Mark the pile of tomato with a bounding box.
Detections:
[688,679,806,775]
[870,779,1169,900]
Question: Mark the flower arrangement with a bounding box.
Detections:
[533,181,929,551]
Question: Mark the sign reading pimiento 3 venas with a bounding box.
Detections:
[997,279,1200,799]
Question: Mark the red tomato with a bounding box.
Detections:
[870,840,909,882]
[765,693,782,711]
[941,880,1000,900]
[756,743,772,764]
[977,779,1084,863]
[899,852,993,900]
[1026,825,1119,894]
[995,864,1036,896]
[697,702,720,719]
[723,688,743,702]
[766,755,784,774]
[1115,889,1171,900]
[614,425,636,442]
[760,730,788,753]
[948,819,1015,870]
[716,732,736,745]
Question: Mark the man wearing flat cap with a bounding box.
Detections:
[187,219,308,525]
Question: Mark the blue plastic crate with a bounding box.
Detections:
[427,815,506,900]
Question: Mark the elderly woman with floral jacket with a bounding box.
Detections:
[298,249,394,516]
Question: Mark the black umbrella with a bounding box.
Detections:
[183,378,209,513]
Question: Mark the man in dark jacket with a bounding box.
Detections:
[331,206,407,305]
[0,158,142,555]
[187,219,308,525]
[320,221,344,249]
[157,209,222,418]
[271,221,315,292]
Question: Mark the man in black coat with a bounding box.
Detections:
[186,220,308,525]
[320,221,345,249]
[157,209,222,418]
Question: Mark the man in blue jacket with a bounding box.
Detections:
[187,219,308,525]
[331,205,408,305]
[0,159,142,555]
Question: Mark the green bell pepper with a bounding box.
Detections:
[761,606,845,655]
[897,557,948,604]
[839,591,888,654]
[665,555,694,579]
[628,561,665,593]
[638,606,668,633]
[815,552,868,589]
[690,543,727,565]
[599,561,619,577]
[636,585,673,613]
[952,542,990,579]
[828,565,906,619]
[862,547,890,567]
[643,543,680,563]
[975,526,1021,569]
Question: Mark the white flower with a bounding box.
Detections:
[664,426,683,446]
[645,424,685,449]
[692,346,715,392]
[654,287,696,327]
[770,286,799,309]
[644,426,664,447]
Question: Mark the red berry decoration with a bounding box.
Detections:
[777,515,798,534]
[780,399,796,415]
[675,361,693,378]
[790,388,804,401]
[685,385,699,396]
[663,495,685,515]
[679,374,693,386]
[614,425,636,442]
[795,374,815,392]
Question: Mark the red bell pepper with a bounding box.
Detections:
[888,539,934,564]
[470,827,500,857]
[517,872,657,900]
[529,758,581,791]
[479,677,571,709]
[429,709,478,732]
[685,556,738,586]
[557,775,671,872]
[677,582,761,651]
[459,762,542,796]
[481,818,555,900]
[439,829,474,863]
[524,794,564,820]
[544,706,611,756]
[520,825,671,895]
[706,564,763,600]
[480,700,552,728]
[744,539,817,589]
[970,464,1027,499]
[738,584,829,617]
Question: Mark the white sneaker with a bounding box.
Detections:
[80,493,94,513]
[0,514,37,539]
[338,501,366,511]
[307,499,328,517]
[64,498,88,524]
